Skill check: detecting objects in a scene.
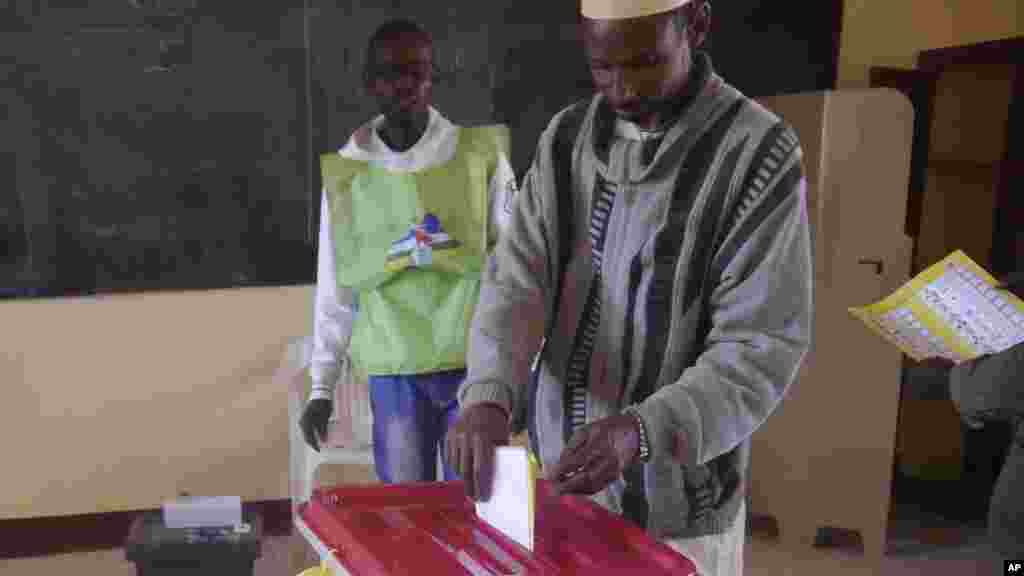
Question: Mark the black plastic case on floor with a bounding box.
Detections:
[125,510,262,576]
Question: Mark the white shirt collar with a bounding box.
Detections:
[339,107,458,172]
[614,118,668,142]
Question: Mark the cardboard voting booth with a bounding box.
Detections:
[749,89,915,558]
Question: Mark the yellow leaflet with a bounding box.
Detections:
[848,250,1024,362]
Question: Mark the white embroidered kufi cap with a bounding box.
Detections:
[581,0,693,20]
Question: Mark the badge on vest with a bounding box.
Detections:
[386,213,459,271]
[503,178,518,215]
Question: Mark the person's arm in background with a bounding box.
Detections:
[950,342,1024,428]
[302,191,357,451]
[634,141,813,469]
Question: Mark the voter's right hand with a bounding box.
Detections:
[300,398,333,452]
[445,403,510,502]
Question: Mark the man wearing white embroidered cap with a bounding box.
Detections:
[448,1,813,574]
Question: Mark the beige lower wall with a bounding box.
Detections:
[1,285,313,520]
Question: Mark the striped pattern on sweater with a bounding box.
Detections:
[565,174,619,434]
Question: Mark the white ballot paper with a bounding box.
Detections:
[474,446,538,552]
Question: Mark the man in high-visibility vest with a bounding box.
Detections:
[300,19,516,484]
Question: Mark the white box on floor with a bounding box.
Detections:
[162,495,242,528]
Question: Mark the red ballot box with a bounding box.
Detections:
[297,479,697,575]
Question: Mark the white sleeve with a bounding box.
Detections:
[487,151,517,246]
[309,190,356,404]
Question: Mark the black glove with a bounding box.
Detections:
[444,403,510,502]
[549,414,641,496]
[300,398,333,452]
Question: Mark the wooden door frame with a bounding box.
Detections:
[868,67,939,246]
[917,37,1024,72]
[917,37,1024,276]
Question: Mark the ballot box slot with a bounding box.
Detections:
[471,526,527,574]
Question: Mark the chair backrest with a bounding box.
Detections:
[284,336,315,509]
[284,336,377,510]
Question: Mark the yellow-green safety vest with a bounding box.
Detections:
[322,125,509,376]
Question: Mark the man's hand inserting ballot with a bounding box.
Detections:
[549,414,641,496]
[445,403,510,502]
[300,398,333,452]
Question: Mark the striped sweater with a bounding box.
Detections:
[459,53,813,540]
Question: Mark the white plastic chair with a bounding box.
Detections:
[285,336,374,509]
[285,336,444,506]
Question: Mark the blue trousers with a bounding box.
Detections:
[368,369,463,483]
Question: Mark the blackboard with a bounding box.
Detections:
[2,2,313,298]
[2,0,840,299]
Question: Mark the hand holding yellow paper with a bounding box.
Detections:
[848,250,1024,363]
